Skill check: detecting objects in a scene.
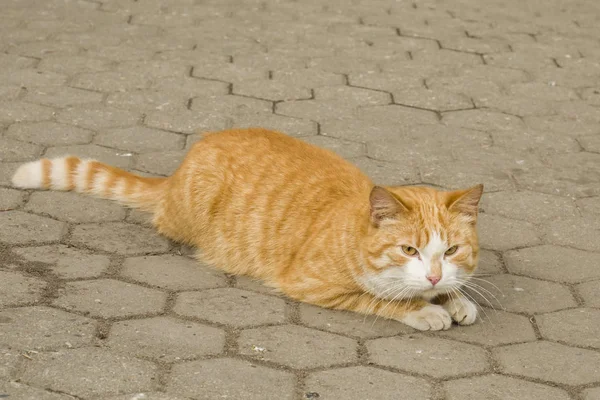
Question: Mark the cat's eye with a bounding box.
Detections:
[401,246,418,257]
[445,245,458,256]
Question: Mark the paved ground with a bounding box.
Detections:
[1,0,599,399]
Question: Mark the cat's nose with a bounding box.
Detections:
[427,275,441,286]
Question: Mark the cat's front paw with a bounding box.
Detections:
[401,304,452,331]
[443,297,478,325]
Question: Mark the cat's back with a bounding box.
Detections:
[187,128,369,191]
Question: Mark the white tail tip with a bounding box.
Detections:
[12,160,44,189]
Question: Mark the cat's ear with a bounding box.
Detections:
[446,184,484,219]
[369,186,407,226]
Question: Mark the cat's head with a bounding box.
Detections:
[359,184,483,301]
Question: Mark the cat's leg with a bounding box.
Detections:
[327,291,453,331]
[434,293,478,326]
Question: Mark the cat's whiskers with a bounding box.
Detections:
[455,279,502,313]
[459,279,503,308]
[466,276,505,296]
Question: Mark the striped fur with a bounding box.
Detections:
[12,156,166,211]
[12,128,483,331]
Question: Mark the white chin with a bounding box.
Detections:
[420,288,443,300]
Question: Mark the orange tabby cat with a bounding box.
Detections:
[12,128,483,331]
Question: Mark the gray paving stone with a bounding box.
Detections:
[394,86,473,111]
[349,157,421,185]
[0,69,68,87]
[469,274,576,314]
[144,109,229,134]
[477,249,504,275]
[135,150,186,176]
[56,106,141,130]
[0,137,41,162]
[238,325,357,369]
[306,366,432,400]
[299,303,412,339]
[95,126,185,153]
[6,121,94,146]
[26,191,127,223]
[481,191,578,224]
[21,347,158,398]
[230,113,317,138]
[438,310,537,346]
[477,214,541,251]
[579,134,600,153]
[99,394,191,400]
[38,55,113,75]
[505,245,600,283]
[0,381,74,400]
[72,70,153,92]
[442,109,525,132]
[167,358,295,400]
[0,306,95,351]
[421,160,515,192]
[515,152,600,198]
[12,244,110,279]
[444,374,571,400]
[543,216,600,252]
[0,211,66,245]
[0,347,20,380]
[121,255,227,291]
[492,128,581,154]
[70,222,169,255]
[233,80,312,102]
[582,387,600,400]
[272,68,346,88]
[537,308,600,349]
[0,270,46,307]
[300,136,365,159]
[0,85,22,100]
[315,86,391,106]
[494,341,600,386]
[0,187,24,210]
[174,288,286,328]
[367,336,488,378]
[577,281,600,308]
[106,90,188,112]
[23,86,104,108]
[53,279,166,318]
[107,316,225,362]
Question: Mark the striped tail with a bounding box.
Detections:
[12,156,167,212]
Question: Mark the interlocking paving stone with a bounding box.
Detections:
[444,374,571,400]
[12,244,110,279]
[582,388,600,400]
[94,126,185,153]
[3,0,600,397]
[0,347,20,380]
[238,325,358,369]
[470,274,576,313]
[0,306,95,351]
[6,121,94,146]
[438,310,537,346]
[121,255,227,291]
[306,366,432,400]
[477,214,541,251]
[542,216,600,252]
[56,106,141,129]
[536,308,600,349]
[107,316,225,361]
[494,341,600,386]
[23,86,104,108]
[167,358,295,400]
[174,288,286,328]
[299,303,412,339]
[480,191,578,223]
[505,245,600,283]
[26,191,127,223]
[70,222,170,255]
[0,270,46,307]
[53,279,167,318]
[0,137,42,162]
[0,381,74,400]
[367,336,488,378]
[20,347,158,398]
[0,187,24,210]
[0,211,66,245]
[577,281,600,308]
